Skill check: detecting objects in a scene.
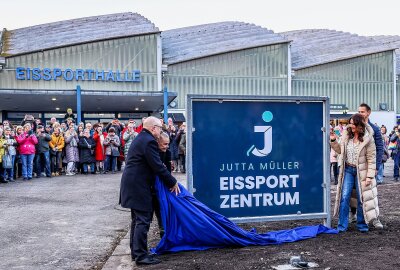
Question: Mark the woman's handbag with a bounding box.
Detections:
[2,153,13,169]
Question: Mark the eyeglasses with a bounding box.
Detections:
[154,124,163,129]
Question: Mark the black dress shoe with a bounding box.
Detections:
[136,256,161,265]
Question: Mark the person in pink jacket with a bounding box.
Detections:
[16,123,38,180]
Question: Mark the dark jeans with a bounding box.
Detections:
[394,153,400,177]
[179,154,186,172]
[105,155,117,172]
[130,209,153,261]
[35,151,51,177]
[82,163,95,173]
[152,194,164,237]
[51,151,63,173]
[330,162,338,184]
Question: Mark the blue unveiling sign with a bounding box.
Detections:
[187,95,330,224]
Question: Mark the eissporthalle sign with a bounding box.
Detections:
[15,67,141,83]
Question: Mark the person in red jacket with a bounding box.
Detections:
[93,124,107,173]
[16,123,38,180]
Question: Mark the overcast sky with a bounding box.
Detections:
[1,0,399,36]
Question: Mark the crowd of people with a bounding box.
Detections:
[0,109,187,183]
[330,115,400,185]
[329,103,391,233]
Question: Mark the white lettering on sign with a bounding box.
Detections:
[219,174,300,209]
[220,175,299,191]
[220,192,300,208]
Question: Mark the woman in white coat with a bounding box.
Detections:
[330,113,379,232]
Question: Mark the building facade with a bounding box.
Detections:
[0,13,399,127]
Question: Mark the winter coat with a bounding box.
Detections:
[93,132,107,161]
[16,133,38,155]
[330,125,379,224]
[64,132,79,162]
[2,135,17,156]
[169,131,179,160]
[368,121,383,172]
[49,133,65,152]
[103,134,120,156]
[35,133,51,154]
[0,138,6,163]
[330,147,338,163]
[123,130,137,157]
[119,129,177,211]
[178,132,186,155]
[78,137,96,164]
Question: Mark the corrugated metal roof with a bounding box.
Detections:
[162,22,289,65]
[1,12,159,57]
[370,35,400,75]
[282,29,397,70]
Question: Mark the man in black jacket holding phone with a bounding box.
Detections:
[120,116,180,265]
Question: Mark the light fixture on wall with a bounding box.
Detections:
[51,97,57,101]
[379,103,388,111]
[169,101,177,108]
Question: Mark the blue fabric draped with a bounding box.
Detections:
[152,178,338,254]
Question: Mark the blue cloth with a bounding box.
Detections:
[152,178,338,254]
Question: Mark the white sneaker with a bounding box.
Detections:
[373,219,384,229]
[65,172,74,176]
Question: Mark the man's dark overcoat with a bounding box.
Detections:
[120,129,177,212]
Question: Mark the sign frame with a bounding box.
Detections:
[186,95,331,226]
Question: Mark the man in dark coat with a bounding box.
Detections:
[120,116,180,265]
[154,132,173,238]
[357,103,384,229]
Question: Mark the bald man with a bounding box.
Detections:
[120,116,180,265]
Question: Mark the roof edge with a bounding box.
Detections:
[2,32,161,58]
[164,40,290,65]
[292,48,396,71]
[0,28,11,57]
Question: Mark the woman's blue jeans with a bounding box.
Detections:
[105,155,117,172]
[376,163,384,183]
[338,166,369,232]
[3,155,16,180]
[21,154,35,179]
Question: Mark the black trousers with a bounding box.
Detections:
[130,209,153,260]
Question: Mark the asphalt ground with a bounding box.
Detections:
[0,171,130,270]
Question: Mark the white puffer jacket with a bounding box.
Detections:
[330,125,379,224]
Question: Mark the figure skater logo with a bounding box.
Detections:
[246,111,273,157]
